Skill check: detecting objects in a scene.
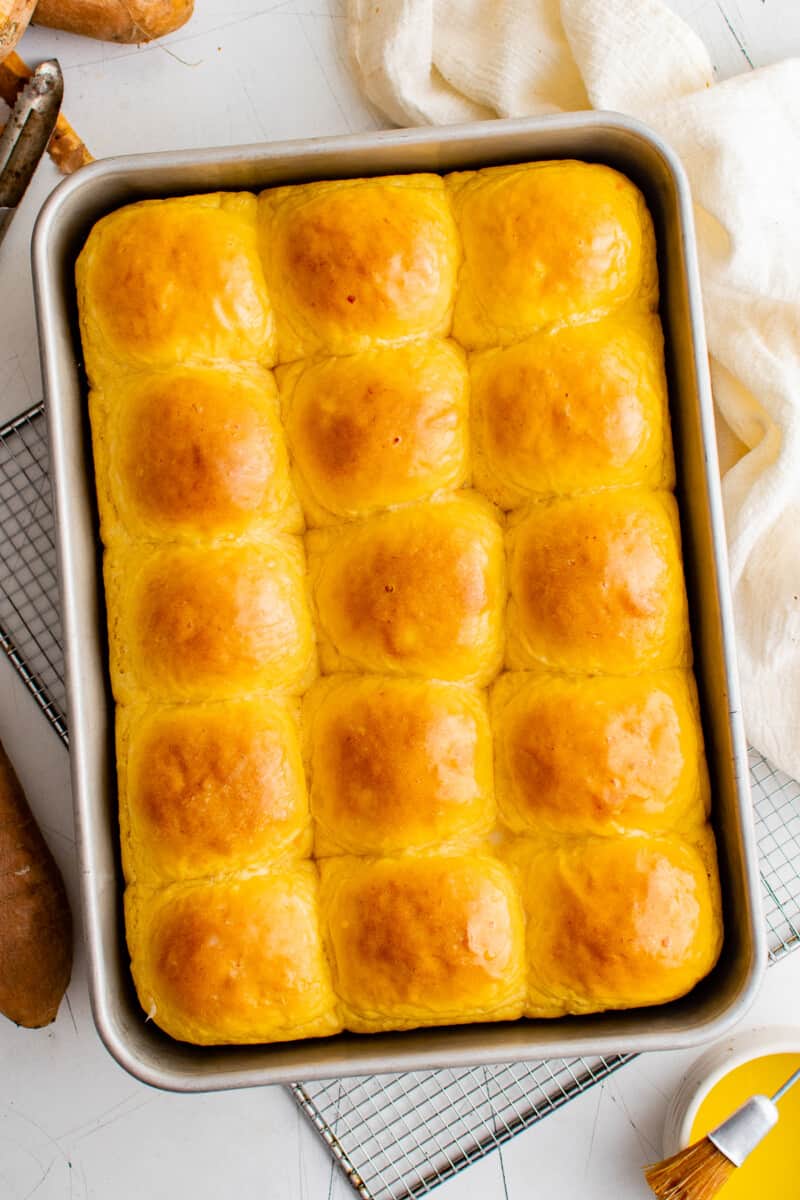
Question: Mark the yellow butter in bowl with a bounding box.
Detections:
[688,1053,800,1199]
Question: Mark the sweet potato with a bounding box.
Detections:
[32,0,193,43]
[0,739,72,1028]
[0,0,37,63]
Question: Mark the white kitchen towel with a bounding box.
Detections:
[348,0,800,782]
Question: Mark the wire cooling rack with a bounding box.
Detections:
[2,402,799,1200]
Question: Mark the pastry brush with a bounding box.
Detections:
[644,1065,800,1199]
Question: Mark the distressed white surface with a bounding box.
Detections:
[1,3,799,1198]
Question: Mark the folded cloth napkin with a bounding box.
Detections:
[348,0,800,781]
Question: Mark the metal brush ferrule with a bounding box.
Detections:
[708,1095,779,1167]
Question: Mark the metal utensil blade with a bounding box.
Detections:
[0,59,63,242]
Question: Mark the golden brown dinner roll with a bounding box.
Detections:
[280,340,470,526]
[90,366,301,545]
[76,194,275,380]
[126,866,341,1044]
[104,536,316,704]
[491,670,709,838]
[508,831,722,1017]
[448,161,657,349]
[118,699,310,885]
[304,676,494,856]
[258,175,460,360]
[320,852,526,1032]
[307,494,505,683]
[470,314,674,507]
[506,489,690,675]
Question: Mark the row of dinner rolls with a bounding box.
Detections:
[87,311,671,545]
[126,832,721,1044]
[117,666,709,888]
[78,162,656,375]
[100,486,690,702]
[77,160,722,1045]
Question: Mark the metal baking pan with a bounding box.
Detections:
[32,112,766,1092]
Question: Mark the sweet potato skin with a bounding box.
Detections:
[0,0,37,63]
[0,740,72,1028]
[32,0,194,43]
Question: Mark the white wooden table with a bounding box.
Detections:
[1,3,799,1197]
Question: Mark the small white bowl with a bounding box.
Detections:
[662,1026,800,1157]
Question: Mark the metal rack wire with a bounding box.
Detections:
[2,402,799,1200]
[292,1055,633,1199]
[751,751,800,958]
[0,404,67,741]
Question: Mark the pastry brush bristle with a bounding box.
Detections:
[644,1137,737,1200]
